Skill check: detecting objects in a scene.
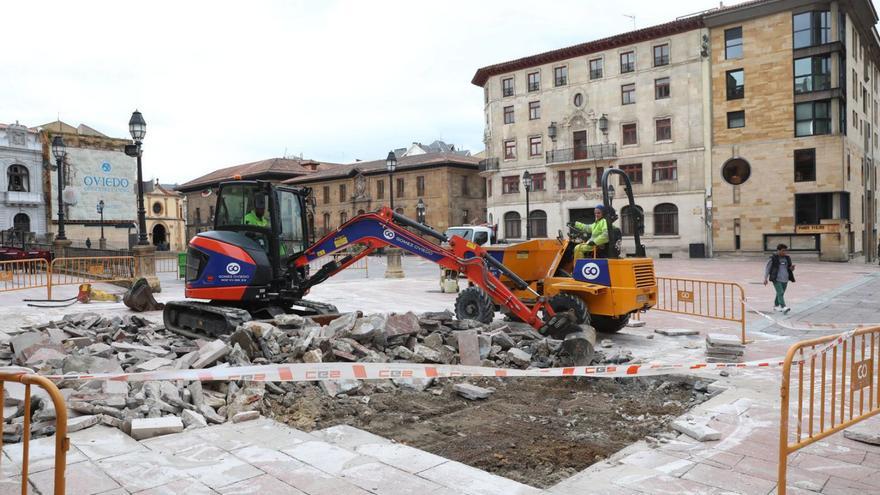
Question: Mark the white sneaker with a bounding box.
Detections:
[782,307,791,314]
[773,306,782,312]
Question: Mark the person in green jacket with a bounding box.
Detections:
[244,195,270,227]
[572,205,609,259]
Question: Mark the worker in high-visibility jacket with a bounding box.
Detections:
[572,205,609,259]
[244,195,270,227]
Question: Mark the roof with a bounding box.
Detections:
[284,152,480,184]
[142,181,181,196]
[177,157,343,191]
[471,16,704,86]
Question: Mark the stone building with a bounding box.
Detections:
[471,17,710,256]
[284,151,484,238]
[0,121,46,243]
[40,121,139,248]
[143,179,186,252]
[177,158,338,241]
[706,0,879,262]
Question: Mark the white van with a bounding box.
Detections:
[443,225,497,246]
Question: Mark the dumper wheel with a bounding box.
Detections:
[591,314,631,333]
[455,286,495,324]
[544,293,590,326]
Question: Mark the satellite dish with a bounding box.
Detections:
[62,187,79,206]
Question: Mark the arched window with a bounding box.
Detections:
[528,210,547,238]
[620,205,644,236]
[340,211,348,225]
[504,211,521,239]
[13,213,30,232]
[322,213,330,235]
[7,165,28,192]
[654,203,678,235]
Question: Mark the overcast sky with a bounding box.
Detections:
[3,0,748,184]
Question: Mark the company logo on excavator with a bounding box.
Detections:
[581,262,600,280]
[383,229,396,240]
[226,262,241,275]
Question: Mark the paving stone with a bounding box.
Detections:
[70,425,148,460]
[392,377,433,392]
[789,451,877,483]
[507,348,532,368]
[612,470,721,495]
[844,422,880,446]
[231,411,260,423]
[453,383,494,400]
[340,461,444,495]
[30,460,121,495]
[181,409,208,429]
[130,417,184,440]
[617,449,695,477]
[418,460,543,495]
[133,357,173,372]
[311,424,391,450]
[68,415,100,433]
[682,462,775,495]
[217,473,306,494]
[655,328,700,336]
[735,454,828,488]
[456,330,481,366]
[384,312,421,337]
[354,442,447,474]
[171,444,263,489]
[233,445,371,495]
[820,475,879,495]
[672,419,721,441]
[131,477,216,495]
[191,340,230,369]
[282,440,371,475]
[3,434,88,473]
[95,451,187,492]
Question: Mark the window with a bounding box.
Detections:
[794,55,831,93]
[557,171,566,190]
[529,136,543,157]
[484,87,488,104]
[654,203,678,235]
[655,77,670,99]
[794,148,816,182]
[595,167,604,187]
[620,51,635,73]
[486,178,492,197]
[376,179,384,199]
[795,192,849,224]
[554,66,568,86]
[504,212,521,239]
[340,211,348,225]
[417,176,425,196]
[653,44,669,66]
[621,205,644,236]
[462,176,469,196]
[571,169,591,189]
[152,202,163,215]
[793,11,830,49]
[529,101,541,120]
[209,205,215,222]
[504,106,515,124]
[573,93,584,107]
[620,163,643,184]
[323,186,330,204]
[396,178,404,197]
[504,140,516,160]
[6,165,28,192]
[278,189,305,253]
[502,77,514,97]
[12,213,29,233]
[528,210,548,238]
[727,111,745,128]
[531,173,546,191]
[795,100,831,136]
[721,158,751,185]
[502,176,519,194]
[528,72,540,92]
[322,213,331,233]
[339,184,347,201]
[725,27,743,59]
[652,160,678,182]
[622,123,638,145]
[195,207,201,224]
[621,83,636,105]
[655,118,672,141]
[726,69,744,99]
[589,58,603,79]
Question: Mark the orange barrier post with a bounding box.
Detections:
[0,258,51,299]
[652,276,747,344]
[0,371,69,495]
[50,256,135,287]
[778,326,880,493]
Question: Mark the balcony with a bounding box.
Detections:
[478,157,500,173]
[545,143,617,165]
[1,191,43,206]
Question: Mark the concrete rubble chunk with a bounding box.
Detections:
[322,312,358,338]
[10,332,46,362]
[232,410,261,423]
[133,357,173,372]
[412,344,444,363]
[843,422,880,445]
[655,328,700,336]
[393,378,433,392]
[319,379,362,397]
[130,416,184,440]
[181,409,208,429]
[672,419,721,441]
[456,331,481,367]
[507,348,532,368]
[302,349,323,363]
[350,315,385,343]
[191,340,230,369]
[110,342,168,355]
[67,415,100,433]
[453,383,494,400]
[490,331,516,350]
[706,333,743,347]
[384,312,421,337]
[273,313,305,328]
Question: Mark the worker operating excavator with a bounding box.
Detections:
[244,195,270,227]
[572,205,609,259]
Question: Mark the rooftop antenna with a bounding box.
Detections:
[623,14,636,29]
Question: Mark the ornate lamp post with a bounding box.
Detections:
[416,198,426,224]
[522,170,532,240]
[97,200,106,249]
[127,110,148,245]
[386,151,397,210]
[51,135,67,241]
[384,150,404,278]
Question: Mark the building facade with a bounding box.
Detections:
[706,0,879,262]
[0,122,46,243]
[284,152,485,239]
[472,18,710,257]
[143,180,186,252]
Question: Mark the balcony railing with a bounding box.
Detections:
[478,157,500,172]
[546,143,617,165]
[1,191,43,206]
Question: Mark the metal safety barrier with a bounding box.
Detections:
[308,251,369,278]
[778,326,880,494]
[652,276,747,343]
[154,254,179,274]
[0,371,69,495]
[0,259,52,299]
[50,256,135,287]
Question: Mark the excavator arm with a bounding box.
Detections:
[293,207,576,336]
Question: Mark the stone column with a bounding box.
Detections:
[384,247,405,278]
[133,244,162,292]
[52,238,72,258]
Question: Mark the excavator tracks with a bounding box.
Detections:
[163,301,253,339]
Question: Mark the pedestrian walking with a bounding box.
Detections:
[764,243,795,314]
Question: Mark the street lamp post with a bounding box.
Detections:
[51,136,67,241]
[386,151,397,210]
[384,150,404,278]
[522,170,532,240]
[97,200,106,249]
[128,110,148,245]
[416,198,426,224]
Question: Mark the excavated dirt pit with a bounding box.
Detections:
[268,375,707,488]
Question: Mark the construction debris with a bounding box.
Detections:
[705,333,745,362]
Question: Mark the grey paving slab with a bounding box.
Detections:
[418,460,544,495]
[282,440,373,475]
[131,477,217,494]
[229,445,371,495]
[312,424,392,449]
[30,460,121,495]
[3,434,87,473]
[167,443,264,489]
[69,426,148,461]
[355,442,448,474]
[215,474,306,494]
[96,451,188,492]
[221,419,315,451]
[341,461,445,495]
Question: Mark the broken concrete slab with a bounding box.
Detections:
[133,357,173,372]
[672,419,721,441]
[392,378,434,392]
[130,416,184,440]
[191,340,230,369]
[655,328,700,336]
[844,422,880,445]
[453,383,494,400]
[67,415,99,433]
[232,411,261,423]
[181,409,208,429]
[507,348,532,368]
[456,331,481,367]
[384,312,421,337]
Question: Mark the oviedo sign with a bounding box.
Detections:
[54,148,138,222]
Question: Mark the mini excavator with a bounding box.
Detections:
[161,180,581,339]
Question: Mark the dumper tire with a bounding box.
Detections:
[591,314,631,333]
[544,293,590,325]
[455,286,495,324]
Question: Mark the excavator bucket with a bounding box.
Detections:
[560,328,596,366]
[540,309,581,339]
[124,277,165,312]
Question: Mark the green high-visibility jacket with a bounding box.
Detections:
[574,218,608,246]
[244,211,269,227]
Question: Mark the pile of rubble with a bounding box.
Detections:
[704,333,745,362]
[1,310,598,443]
